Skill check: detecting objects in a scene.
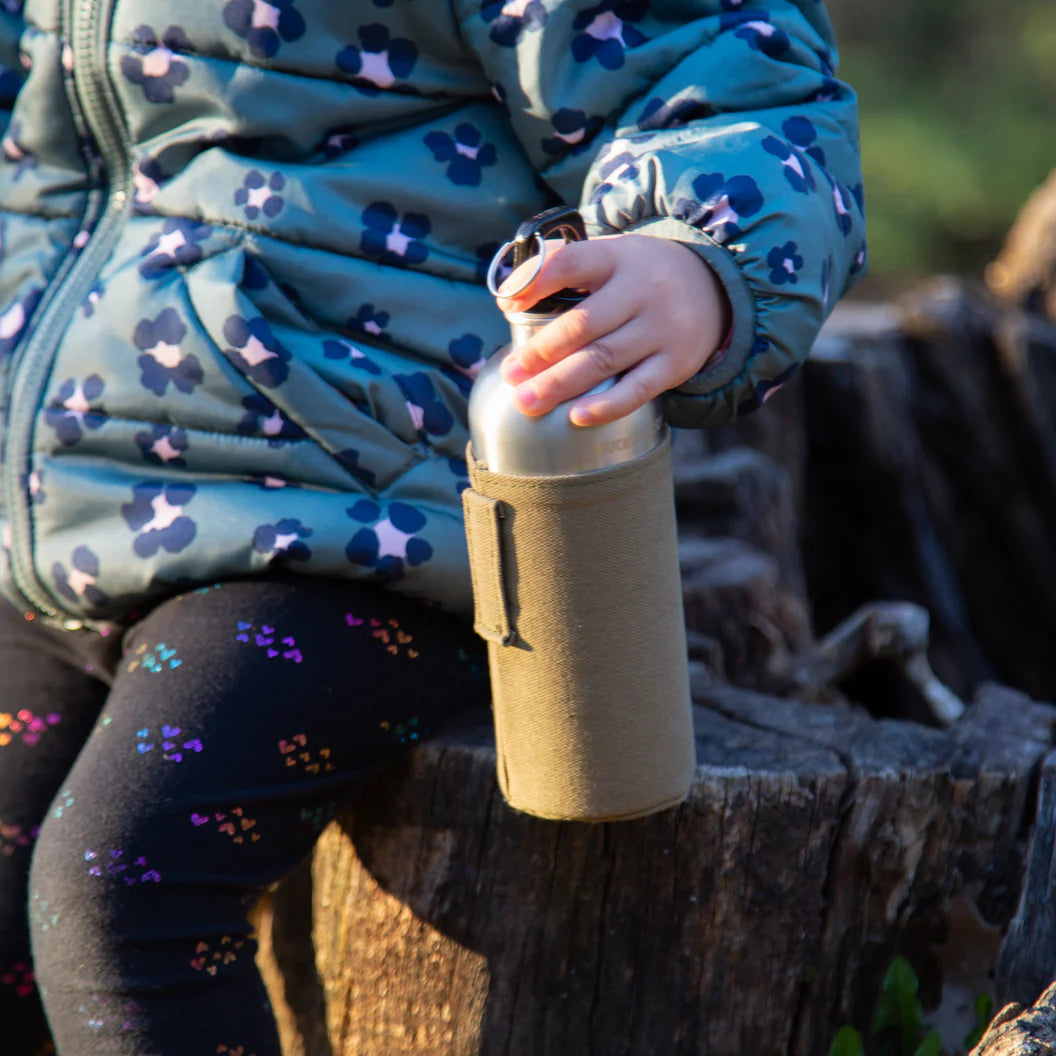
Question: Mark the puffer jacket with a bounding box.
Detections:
[0,0,865,629]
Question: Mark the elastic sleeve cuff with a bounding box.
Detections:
[620,215,757,397]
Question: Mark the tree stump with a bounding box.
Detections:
[258,683,1056,1056]
[255,175,1056,1052]
[970,983,1056,1056]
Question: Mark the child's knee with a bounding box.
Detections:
[27,811,88,983]
[27,802,156,981]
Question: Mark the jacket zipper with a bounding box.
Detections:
[3,0,130,621]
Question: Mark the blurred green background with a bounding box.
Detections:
[828,0,1056,298]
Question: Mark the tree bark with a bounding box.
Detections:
[258,684,1055,1056]
[794,288,1056,708]
[970,982,1056,1056]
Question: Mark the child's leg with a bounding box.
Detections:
[0,599,113,1056]
[28,577,489,1056]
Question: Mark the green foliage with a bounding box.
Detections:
[872,956,929,1056]
[828,0,1056,289]
[914,1032,943,1056]
[962,993,993,1052]
[830,955,994,1056]
[830,1025,866,1056]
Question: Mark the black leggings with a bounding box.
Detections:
[0,576,489,1056]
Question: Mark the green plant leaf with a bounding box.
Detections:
[912,1030,942,1056]
[872,956,927,1056]
[830,1025,865,1056]
[963,992,994,1051]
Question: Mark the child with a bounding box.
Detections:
[0,1,865,1053]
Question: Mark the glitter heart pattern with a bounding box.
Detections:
[235,619,302,662]
[346,613,419,659]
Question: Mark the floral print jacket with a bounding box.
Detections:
[0,0,865,627]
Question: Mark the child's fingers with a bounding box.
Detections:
[510,319,656,416]
[495,239,617,313]
[501,284,634,383]
[568,352,678,427]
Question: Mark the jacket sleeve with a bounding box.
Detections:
[0,4,24,140]
[456,0,866,426]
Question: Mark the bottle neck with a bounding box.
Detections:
[508,310,564,349]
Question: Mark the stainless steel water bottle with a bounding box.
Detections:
[470,208,666,476]
[461,206,696,822]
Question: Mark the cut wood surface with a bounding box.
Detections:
[970,982,1056,1055]
[258,683,1056,1056]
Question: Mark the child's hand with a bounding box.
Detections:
[495,233,730,426]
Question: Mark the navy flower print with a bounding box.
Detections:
[762,135,816,194]
[0,288,40,355]
[135,424,189,466]
[132,154,168,212]
[253,518,312,561]
[134,309,204,396]
[2,119,38,180]
[587,145,640,206]
[808,78,841,105]
[348,303,391,342]
[721,10,790,58]
[53,547,108,608]
[572,1,648,70]
[448,333,486,378]
[238,394,306,446]
[767,241,804,285]
[638,95,712,132]
[490,79,509,113]
[361,203,430,267]
[322,337,382,374]
[120,26,191,104]
[44,375,106,446]
[251,472,292,490]
[480,0,547,48]
[396,372,454,437]
[223,0,306,59]
[336,25,417,93]
[782,116,826,168]
[737,361,800,418]
[851,241,868,277]
[424,124,497,186]
[139,219,213,279]
[447,456,470,495]
[234,170,286,220]
[346,500,433,581]
[121,482,197,558]
[323,127,359,159]
[831,180,854,235]
[53,547,108,607]
[241,255,271,291]
[674,171,764,243]
[223,314,291,387]
[82,281,104,317]
[336,449,377,489]
[542,109,605,157]
[25,469,45,506]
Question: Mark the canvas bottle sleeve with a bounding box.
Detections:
[462,436,696,822]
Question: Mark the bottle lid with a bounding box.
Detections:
[486,206,588,314]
